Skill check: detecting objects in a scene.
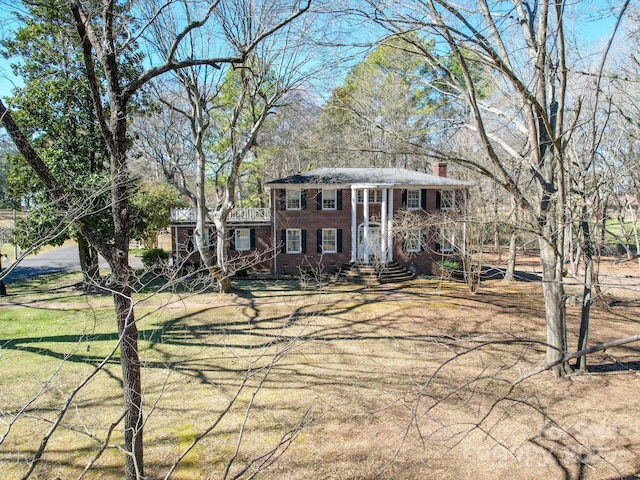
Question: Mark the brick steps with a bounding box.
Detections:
[340,261,415,285]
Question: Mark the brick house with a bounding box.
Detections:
[170,163,470,277]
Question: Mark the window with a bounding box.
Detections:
[404,228,421,253]
[356,189,383,203]
[286,189,301,210]
[321,228,337,253]
[438,228,456,253]
[234,229,251,251]
[439,190,455,210]
[322,189,337,210]
[286,229,302,253]
[407,190,421,210]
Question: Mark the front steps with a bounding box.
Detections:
[340,261,415,285]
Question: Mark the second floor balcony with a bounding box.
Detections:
[170,207,271,224]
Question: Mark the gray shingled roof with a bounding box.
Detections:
[266,167,471,188]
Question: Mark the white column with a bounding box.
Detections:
[387,188,394,261]
[272,189,278,273]
[173,226,180,266]
[381,188,388,264]
[351,187,358,263]
[363,188,369,264]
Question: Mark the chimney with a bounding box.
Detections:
[433,161,447,177]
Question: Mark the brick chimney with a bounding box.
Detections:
[433,161,447,177]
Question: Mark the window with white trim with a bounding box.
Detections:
[322,228,337,253]
[235,228,251,251]
[407,189,421,210]
[440,190,455,210]
[438,227,456,253]
[286,189,301,210]
[286,229,302,253]
[322,189,337,210]
[404,228,421,252]
[356,189,383,203]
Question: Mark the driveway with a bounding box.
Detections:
[2,245,143,284]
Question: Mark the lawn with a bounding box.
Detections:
[0,261,639,480]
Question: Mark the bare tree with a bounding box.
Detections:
[358,0,632,376]
[136,1,335,293]
[0,1,311,477]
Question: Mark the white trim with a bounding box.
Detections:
[286,229,302,254]
[286,189,302,210]
[404,228,421,253]
[321,188,337,210]
[363,188,370,263]
[234,228,251,251]
[351,188,357,263]
[387,190,394,262]
[439,190,455,211]
[272,190,277,273]
[407,189,421,210]
[321,228,337,253]
[381,188,388,261]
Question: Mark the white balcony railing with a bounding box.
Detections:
[170,207,270,224]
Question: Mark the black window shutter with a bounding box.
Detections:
[317,229,322,252]
[279,189,286,210]
[337,229,343,252]
[401,189,407,208]
[281,230,286,253]
[301,190,307,210]
[230,230,236,251]
[250,229,256,249]
[301,229,307,253]
[317,190,322,210]
[337,190,342,210]
[421,189,427,210]
[436,191,442,210]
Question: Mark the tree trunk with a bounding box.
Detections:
[504,200,518,282]
[213,213,232,293]
[77,234,100,283]
[539,240,569,376]
[504,229,517,282]
[113,287,143,478]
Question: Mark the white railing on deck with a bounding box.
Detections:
[228,207,270,222]
[171,207,270,223]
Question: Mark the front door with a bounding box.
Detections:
[358,222,382,263]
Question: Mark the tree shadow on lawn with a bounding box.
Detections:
[0,285,467,384]
[480,265,542,282]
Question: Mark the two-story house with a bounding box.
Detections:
[170,163,470,278]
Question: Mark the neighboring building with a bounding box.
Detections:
[169,163,470,277]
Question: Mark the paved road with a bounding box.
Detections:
[1,245,143,283]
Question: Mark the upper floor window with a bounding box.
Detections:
[286,189,302,210]
[439,190,455,210]
[357,189,383,204]
[407,190,421,210]
[322,189,337,210]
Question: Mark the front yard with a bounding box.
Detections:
[0,259,638,479]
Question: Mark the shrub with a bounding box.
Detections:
[435,259,461,280]
[141,248,170,269]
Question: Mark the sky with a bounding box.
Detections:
[0,2,628,102]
